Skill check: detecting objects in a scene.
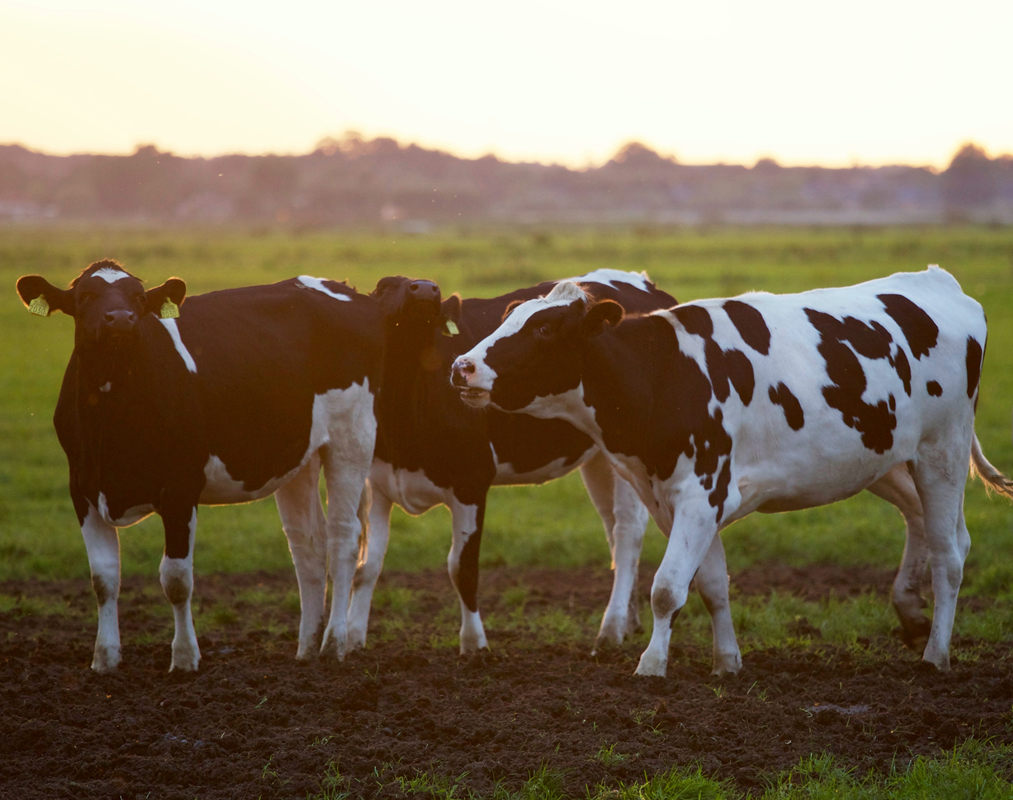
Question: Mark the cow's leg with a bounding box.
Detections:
[81,504,122,672]
[318,408,375,660]
[580,452,648,650]
[636,502,719,678]
[692,533,742,676]
[160,507,200,672]
[275,454,328,659]
[347,487,394,651]
[911,447,972,671]
[447,496,488,654]
[866,463,931,649]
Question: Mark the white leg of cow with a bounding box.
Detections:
[318,402,375,660]
[159,509,200,672]
[447,497,488,654]
[866,463,931,649]
[347,486,393,651]
[580,453,648,650]
[81,505,122,673]
[636,501,720,678]
[275,455,328,659]
[912,450,971,671]
[692,533,742,676]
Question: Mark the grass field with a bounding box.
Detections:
[3,226,1012,589]
[4,225,1013,797]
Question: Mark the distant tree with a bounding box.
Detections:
[609,142,678,169]
[943,142,997,215]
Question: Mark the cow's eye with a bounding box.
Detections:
[535,323,553,338]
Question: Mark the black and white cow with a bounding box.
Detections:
[452,266,1013,677]
[346,270,677,654]
[16,261,381,672]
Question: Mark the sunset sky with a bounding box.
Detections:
[2,0,1011,168]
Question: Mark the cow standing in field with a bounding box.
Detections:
[346,270,677,654]
[16,261,380,672]
[452,266,1013,677]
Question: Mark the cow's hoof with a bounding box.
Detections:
[711,652,743,677]
[91,649,121,673]
[319,629,348,661]
[899,618,932,652]
[634,653,667,678]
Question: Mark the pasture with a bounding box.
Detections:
[2,226,1013,798]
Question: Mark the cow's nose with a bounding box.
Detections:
[104,309,137,330]
[408,280,440,302]
[451,357,475,386]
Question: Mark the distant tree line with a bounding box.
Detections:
[0,135,1010,226]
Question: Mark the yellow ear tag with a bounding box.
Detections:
[443,320,459,337]
[29,296,50,317]
[160,299,180,319]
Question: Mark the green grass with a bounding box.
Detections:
[3,225,1013,637]
[304,740,1013,799]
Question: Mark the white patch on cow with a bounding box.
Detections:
[159,509,200,672]
[96,492,154,527]
[81,504,121,672]
[369,460,450,515]
[92,267,131,284]
[158,318,197,374]
[297,275,352,302]
[565,268,652,293]
[490,442,597,485]
[99,381,112,393]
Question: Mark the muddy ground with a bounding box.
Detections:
[3,563,1012,799]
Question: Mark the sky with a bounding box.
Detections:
[2,0,1011,169]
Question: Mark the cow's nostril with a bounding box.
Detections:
[459,360,475,375]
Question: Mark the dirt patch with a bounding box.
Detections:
[2,564,1011,799]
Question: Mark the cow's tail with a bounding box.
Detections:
[970,434,1013,499]
[356,480,372,568]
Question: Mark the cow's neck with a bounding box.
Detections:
[377,325,443,453]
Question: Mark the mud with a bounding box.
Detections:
[3,563,1011,799]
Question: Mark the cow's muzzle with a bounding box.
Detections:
[451,357,491,408]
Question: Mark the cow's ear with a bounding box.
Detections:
[441,293,462,336]
[144,277,187,318]
[16,275,74,317]
[502,299,523,322]
[582,299,623,337]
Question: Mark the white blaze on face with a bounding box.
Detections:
[159,318,197,373]
[564,268,651,293]
[92,267,132,284]
[297,275,352,301]
[463,280,588,392]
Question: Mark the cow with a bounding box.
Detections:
[451,265,1013,677]
[346,270,678,655]
[16,261,381,672]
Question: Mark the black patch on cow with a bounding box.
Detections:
[966,336,983,399]
[674,304,713,337]
[723,300,771,355]
[888,394,896,412]
[586,315,734,525]
[709,459,733,522]
[893,345,912,396]
[878,294,939,360]
[926,380,943,397]
[805,308,897,454]
[767,382,804,430]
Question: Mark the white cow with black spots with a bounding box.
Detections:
[452,265,1013,677]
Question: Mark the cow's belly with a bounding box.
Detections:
[199,454,301,505]
[200,383,373,506]
[96,493,155,527]
[490,443,597,486]
[370,460,449,515]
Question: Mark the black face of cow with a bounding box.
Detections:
[452,282,623,412]
[371,275,460,340]
[16,259,187,356]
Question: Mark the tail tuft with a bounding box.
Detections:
[970,434,1013,500]
[356,480,372,567]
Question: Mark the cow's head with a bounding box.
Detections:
[451,281,622,411]
[371,275,461,358]
[16,260,187,354]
